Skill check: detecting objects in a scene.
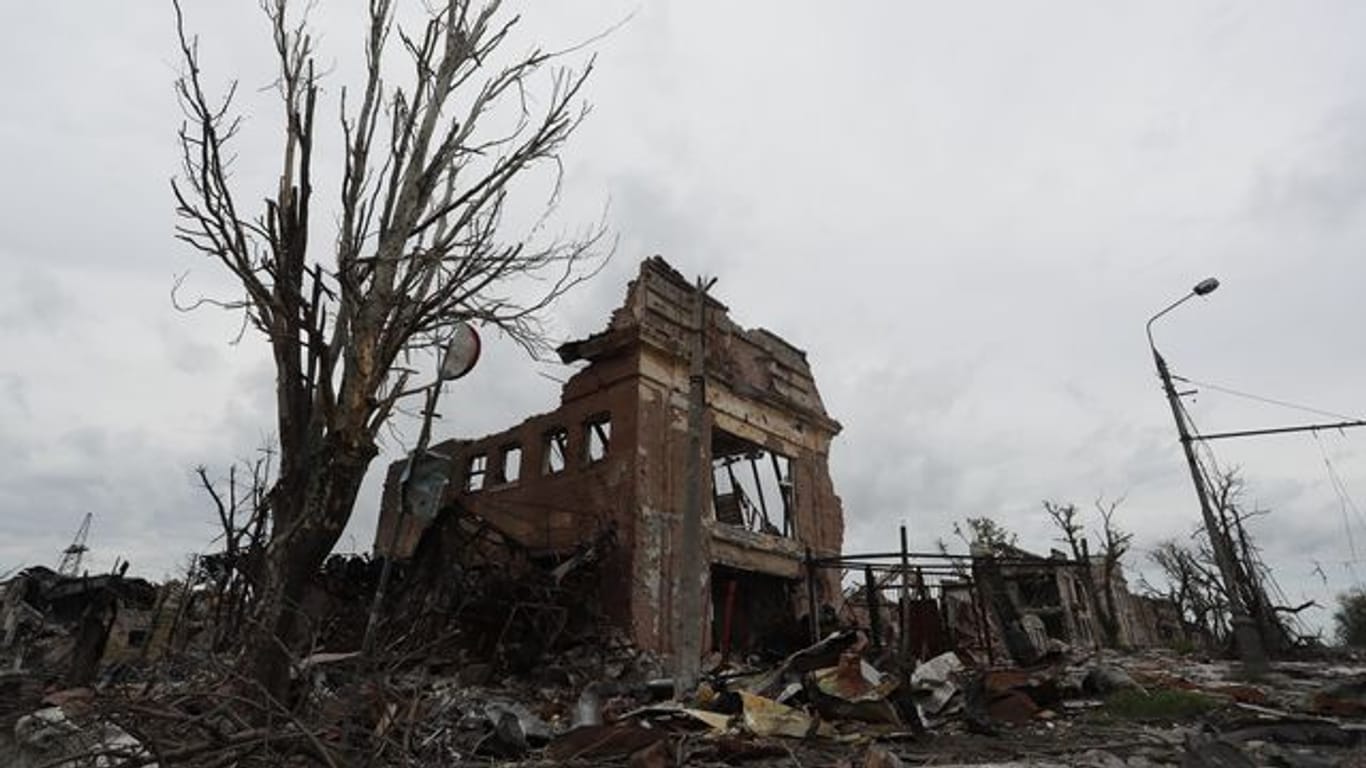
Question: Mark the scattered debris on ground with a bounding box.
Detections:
[7,619,1366,766]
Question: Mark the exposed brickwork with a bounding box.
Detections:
[374,257,845,655]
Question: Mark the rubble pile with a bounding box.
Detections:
[8,624,1366,766]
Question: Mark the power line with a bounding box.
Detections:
[1171,375,1364,422]
[1316,434,1366,527]
[1314,432,1366,587]
[1172,378,1366,566]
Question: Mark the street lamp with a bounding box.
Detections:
[1145,277,1218,351]
[362,323,481,656]
[1146,277,1268,675]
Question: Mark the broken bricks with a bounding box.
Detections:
[12,616,1366,767]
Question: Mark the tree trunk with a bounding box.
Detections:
[1099,573,1121,647]
[243,441,373,701]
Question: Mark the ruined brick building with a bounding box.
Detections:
[939,545,1198,661]
[374,257,845,657]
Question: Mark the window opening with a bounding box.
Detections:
[465,453,487,492]
[501,445,522,484]
[543,428,568,474]
[710,429,793,537]
[586,414,611,463]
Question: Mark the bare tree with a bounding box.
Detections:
[954,516,1018,555]
[171,0,605,695]
[1042,498,1127,647]
[1206,469,1301,652]
[1148,538,1226,643]
[1043,500,1084,560]
[195,454,273,650]
[1094,495,1132,645]
[1043,499,1103,643]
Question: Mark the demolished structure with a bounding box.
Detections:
[374,257,846,659]
[830,539,1198,672]
[942,545,1199,662]
[1,565,165,682]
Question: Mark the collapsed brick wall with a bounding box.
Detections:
[374,256,846,656]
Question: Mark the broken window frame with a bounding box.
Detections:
[499,444,522,484]
[465,453,488,492]
[709,429,794,538]
[542,427,569,475]
[584,413,611,464]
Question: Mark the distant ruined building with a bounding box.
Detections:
[940,545,1198,662]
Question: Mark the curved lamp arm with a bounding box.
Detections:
[1146,277,1220,353]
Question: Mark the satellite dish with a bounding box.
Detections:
[439,322,481,380]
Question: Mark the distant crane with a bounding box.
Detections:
[57,513,92,576]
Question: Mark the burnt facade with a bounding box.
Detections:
[940,545,1195,660]
[374,257,845,656]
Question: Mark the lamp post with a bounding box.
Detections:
[362,324,480,657]
[1147,278,1267,675]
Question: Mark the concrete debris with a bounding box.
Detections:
[911,650,965,720]
[1181,733,1257,768]
[13,705,154,767]
[1084,664,1146,696]
[4,590,1366,766]
[739,690,831,739]
[484,700,553,745]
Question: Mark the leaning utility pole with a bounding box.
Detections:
[1153,348,1268,674]
[675,276,716,697]
[1147,277,1267,675]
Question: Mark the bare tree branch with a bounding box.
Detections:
[170,0,606,696]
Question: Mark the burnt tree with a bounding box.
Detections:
[1207,470,1297,653]
[170,0,604,696]
[1044,500,1110,646]
[1095,495,1133,645]
[1149,538,1225,644]
[195,456,272,650]
[1043,497,1130,647]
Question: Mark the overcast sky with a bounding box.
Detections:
[3,2,1365,637]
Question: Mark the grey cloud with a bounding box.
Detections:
[1250,105,1366,228]
[0,267,75,333]
[0,372,30,417]
[158,320,226,375]
[5,1,1366,636]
